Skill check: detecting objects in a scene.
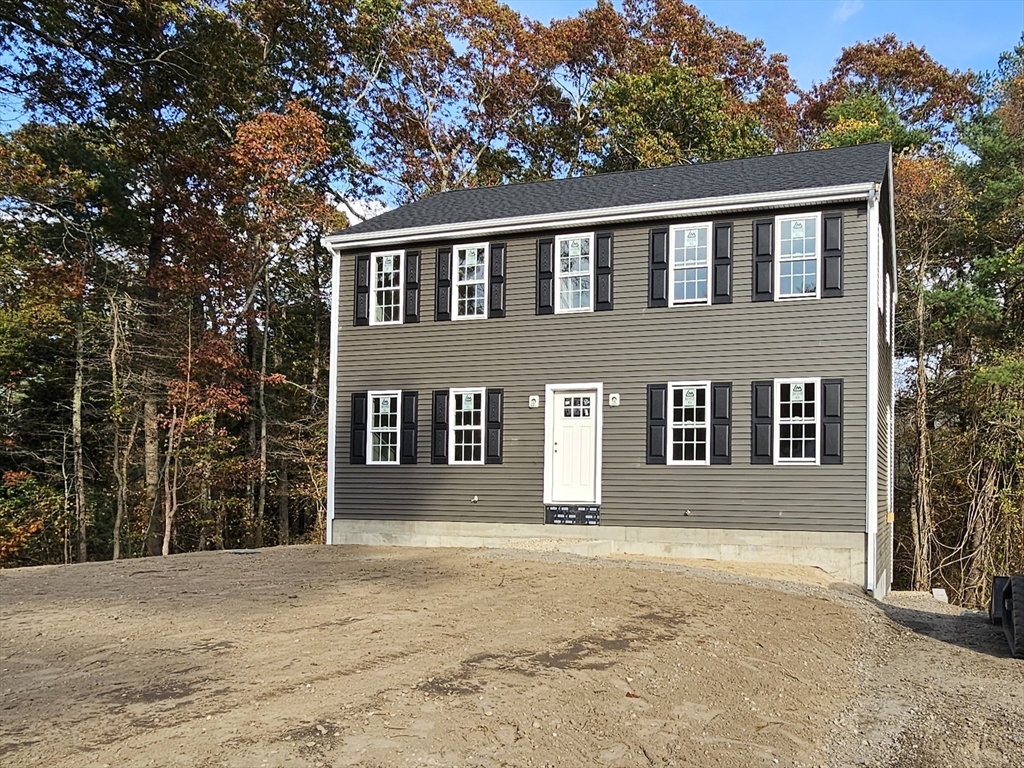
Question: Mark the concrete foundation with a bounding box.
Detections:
[331,519,868,586]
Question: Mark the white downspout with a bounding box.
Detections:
[324,245,342,546]
[865,187,880,593]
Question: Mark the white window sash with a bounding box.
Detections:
[369,250,405,325]
[774,213,821,301]
[554,232,595,314]
[448,387,486,465]
[666,380,711,466]
[668,222,712,306]
[452,243,489,320]
[773,377,821,466]
[367,389,401,465]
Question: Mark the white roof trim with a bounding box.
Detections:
[321,183,875,251]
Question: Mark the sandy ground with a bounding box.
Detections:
[0,545,1021,768]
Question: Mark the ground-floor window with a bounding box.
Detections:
[775,379,818,464]
[449,388,484,464]
[368,390,400,464]
[668,382,710,464]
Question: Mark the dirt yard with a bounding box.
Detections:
[1,546,1021,768]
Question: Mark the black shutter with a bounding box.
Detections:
[821,378,843,464]
[354,254,370,326]
[712,222,733,304]
[435,247,452,321]
[752,220,774,302]
[821,213,843,298]
[595,231,614,311]
[400,390,418,464]
[648,228,669,308]
[537,237,554,315]
[750,381,773,464]
[646,383,667,464]
[404,251,420,324]
[350,391,368,464]
[431,390,449,464]
[488,243,506,318]
[485,388,504,464]
[710,382,732,465]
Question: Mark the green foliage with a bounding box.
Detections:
[817,91,930,154]
[590,64,773,171]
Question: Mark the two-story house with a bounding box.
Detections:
[320,143,897,596]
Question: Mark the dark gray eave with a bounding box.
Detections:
[329,144,892,246]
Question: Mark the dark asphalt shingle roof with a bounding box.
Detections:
[337,143,890,238]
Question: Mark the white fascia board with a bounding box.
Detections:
[320,183,875,251]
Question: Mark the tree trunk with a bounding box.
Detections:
[910,249,932,591]
[143,393,163,555]
[161,406,178,557]
[255,264,269,549]
[110,298,126,560]
[963,460,999,608]
[73,308,87,563]
[278,460,289,546]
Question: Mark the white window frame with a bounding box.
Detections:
[668,222,713,306]
[554,232,595,314]
[775,213,821,301]
[366,389,401,465]
[369,250,405,325]
[451,243,489,321]
[448,387,486,466]
[667,380,711,466]
[774,377,821,466]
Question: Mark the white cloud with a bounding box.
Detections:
[834,0,864,22]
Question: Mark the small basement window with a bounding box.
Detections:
[368,390,401,464]
[669,223,711,305]
[668,382,710,464]
[775,379,819,464]
[776,214,820,300]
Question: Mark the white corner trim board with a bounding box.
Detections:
[865,185,881,593]
[321,184,877,251]
[325,249,342,545]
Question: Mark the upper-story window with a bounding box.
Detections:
[454,244,488,320]
[669,223,711,305]
[370,250,404,324]
[775,378,819,464]
[776,214,820,300]
[555,233,593,313]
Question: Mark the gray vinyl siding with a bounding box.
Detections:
[876,211,896,585]
[334,206,870,533]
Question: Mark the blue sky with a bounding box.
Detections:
[506,0,1024,89]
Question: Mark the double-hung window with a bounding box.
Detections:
[555,233,593,312]
[776,214,820,300]
[370,251,404,324]
[668,382,710,464]
[368,390,401,464]
[669,223,711,305]
[453,244,488,319]
[449,388,484,464]
[775,379,819,464]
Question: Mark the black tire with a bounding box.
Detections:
[1009,575,1024,659]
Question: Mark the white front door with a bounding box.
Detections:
[550,390,598,503]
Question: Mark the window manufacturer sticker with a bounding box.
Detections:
[791,383,804,403]
[683,388,697,407]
